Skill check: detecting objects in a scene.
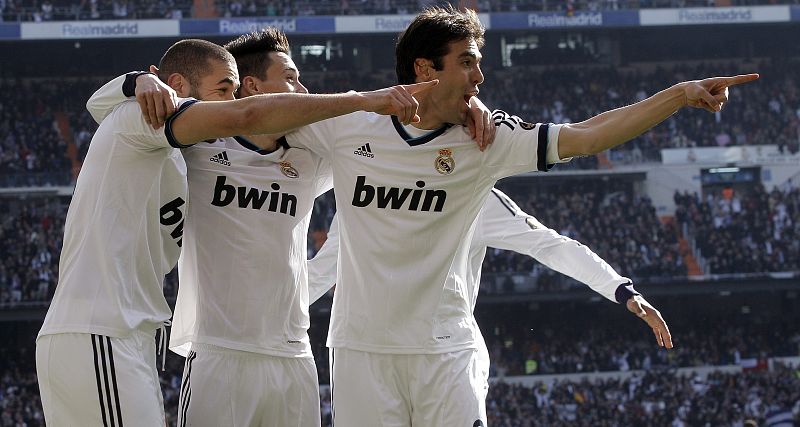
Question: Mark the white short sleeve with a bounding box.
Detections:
[483,110,564,178]
[283,117,339,160]
[109,98,197,151]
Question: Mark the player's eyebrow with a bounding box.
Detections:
[218,77,237,86]
[458,51,481,60]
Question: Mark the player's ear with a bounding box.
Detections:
[414,58,434,83]
[239,76,260,97]
[166,73,192,98]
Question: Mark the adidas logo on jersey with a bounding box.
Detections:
[210,151,231,166]
[351,176,446,212]
[354,143,375,158]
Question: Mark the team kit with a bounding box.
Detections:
[30,4,756,427]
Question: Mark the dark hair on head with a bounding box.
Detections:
[395,5,484,84]
[157,39,235,86]
[223,27,291,80]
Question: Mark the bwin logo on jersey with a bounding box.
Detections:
[210,151,231,166]
[211,176,297,217]
[352,176,446,212]
[159,197,185,247]
[354,143,375,158]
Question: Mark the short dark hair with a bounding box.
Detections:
[395,5,485,84]
[158,39,235,86]
[223,28,291,80]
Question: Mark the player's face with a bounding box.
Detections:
[190,59,240,101]
[260,52,308,94]
[425,37,484,125]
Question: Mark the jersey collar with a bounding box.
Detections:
[391,116,452,147]
[234,136,278,155]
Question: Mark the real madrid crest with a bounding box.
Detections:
[279,161,299,178]
[435,149,455,175]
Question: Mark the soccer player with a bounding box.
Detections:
[282,6,757,426]
[88,29,494,426]
[36,38,432,426]
[307,187,660,410]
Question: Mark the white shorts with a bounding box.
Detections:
[330,347,489,427]
[177,344,321,427]
[36,331,165,427]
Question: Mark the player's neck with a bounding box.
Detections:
[244,134,280,152]
[413,100,447,130]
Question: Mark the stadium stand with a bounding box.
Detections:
[0,80,75,187]
[478,295,800,377]
[3,177,800,305]
[485,365,800,427]
[4,0,800,21]
[1,3,799,425]
[1,58,796,189]
[2,290,799,426]
[0,197,65,306]
[485,178,688,283]
[675,184,800,275]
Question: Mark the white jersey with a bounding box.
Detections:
[39,75,195,338]
[309,188,630,306]
[287,110,564,354]
[170,137,332,358]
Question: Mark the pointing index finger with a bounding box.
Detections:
[725,73,759,87]
[401,79,439,95]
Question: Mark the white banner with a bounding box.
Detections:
[661,145,800,165]
[218,18,298,34]
[21,20,179,39]
[640,5,789,26]
[335,13,490,33]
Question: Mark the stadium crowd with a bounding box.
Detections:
[0,323,797,426]
[486,365,800,427]
[483,179,688,285]
[480,59,799,165]
[480,300,800,377]
[675,184,800,275]
[0,80,74,187]
[3,177,800,306]
[4,0,800,21]
[300,59,798,164]
[0,199,64,306]
[0,342,44,427]
[0,0,192,21]
[0,59,796,188]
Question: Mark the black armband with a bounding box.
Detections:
[122,71,155,97]
[614,281,640,304]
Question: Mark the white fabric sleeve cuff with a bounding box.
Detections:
[545,124,572,164]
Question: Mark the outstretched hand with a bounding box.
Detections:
[627,295,673,349]
[135,65,178,129]
[361,80,438,125]
[683,73,759,113]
